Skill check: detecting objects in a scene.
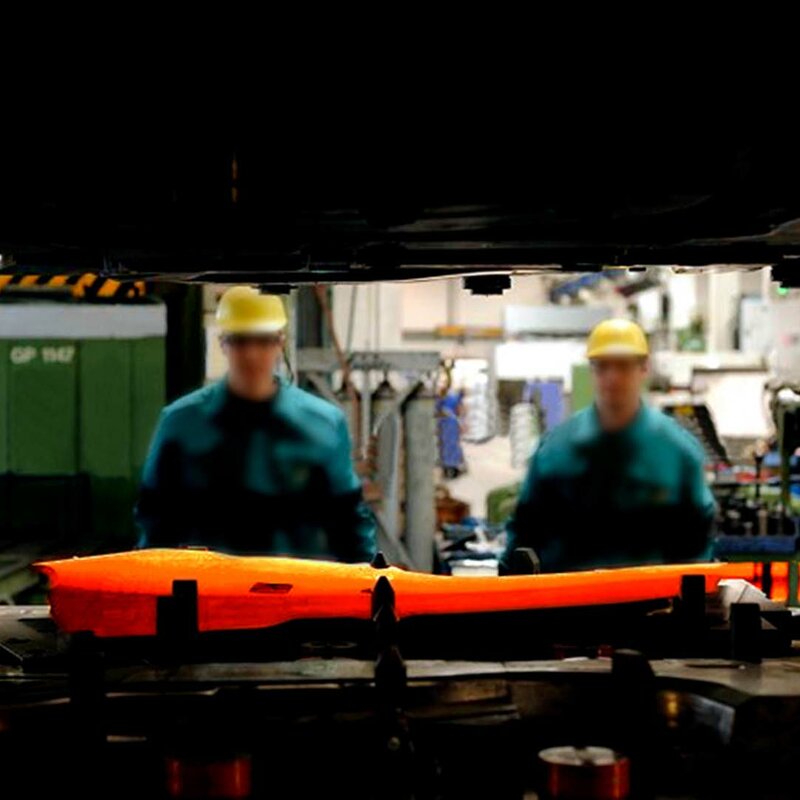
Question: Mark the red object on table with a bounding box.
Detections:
[165,755,251,798]
[540,746,630,799]
[34,549,748,639]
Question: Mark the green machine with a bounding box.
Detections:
[0,298,166,582]
[570,363,593,413]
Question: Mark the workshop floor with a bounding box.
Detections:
[447,436,526,518]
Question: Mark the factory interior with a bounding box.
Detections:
[2,136,800,799]
[7,270,799,589]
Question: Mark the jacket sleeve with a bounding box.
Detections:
[134,410,184,548]
[665,444,716,562]
[501,446,554,570]
[323,413,378,563]
[684,446,717,557]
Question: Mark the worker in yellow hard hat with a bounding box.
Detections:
[135,286,377,561]
[502,318,715,573]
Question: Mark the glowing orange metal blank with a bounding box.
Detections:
[34,549,747,638]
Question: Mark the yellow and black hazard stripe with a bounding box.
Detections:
[0,273,146,300]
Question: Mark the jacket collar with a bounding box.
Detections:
[207,374,289,418]
[574,401,652,446]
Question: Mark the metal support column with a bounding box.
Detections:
[403,383,437,572]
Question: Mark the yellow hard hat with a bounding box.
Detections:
[216,286,287,335]
[586,318,649,358]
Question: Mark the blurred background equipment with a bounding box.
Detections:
[661,403,730,468]
[295,340,440,572]
[0,291,165,599]
[509,395,541,470]
[451,358,494,443]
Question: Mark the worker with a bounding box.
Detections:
[437,360,467,479]
[136,286,377,562]
[503,319,715,573]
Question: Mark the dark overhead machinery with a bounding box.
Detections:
[2,134,800,287]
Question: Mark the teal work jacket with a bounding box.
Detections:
[503,404,715,572]
[135,378,376,562]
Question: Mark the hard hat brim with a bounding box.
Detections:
[218,320,287,335]
[587,343,649,359]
